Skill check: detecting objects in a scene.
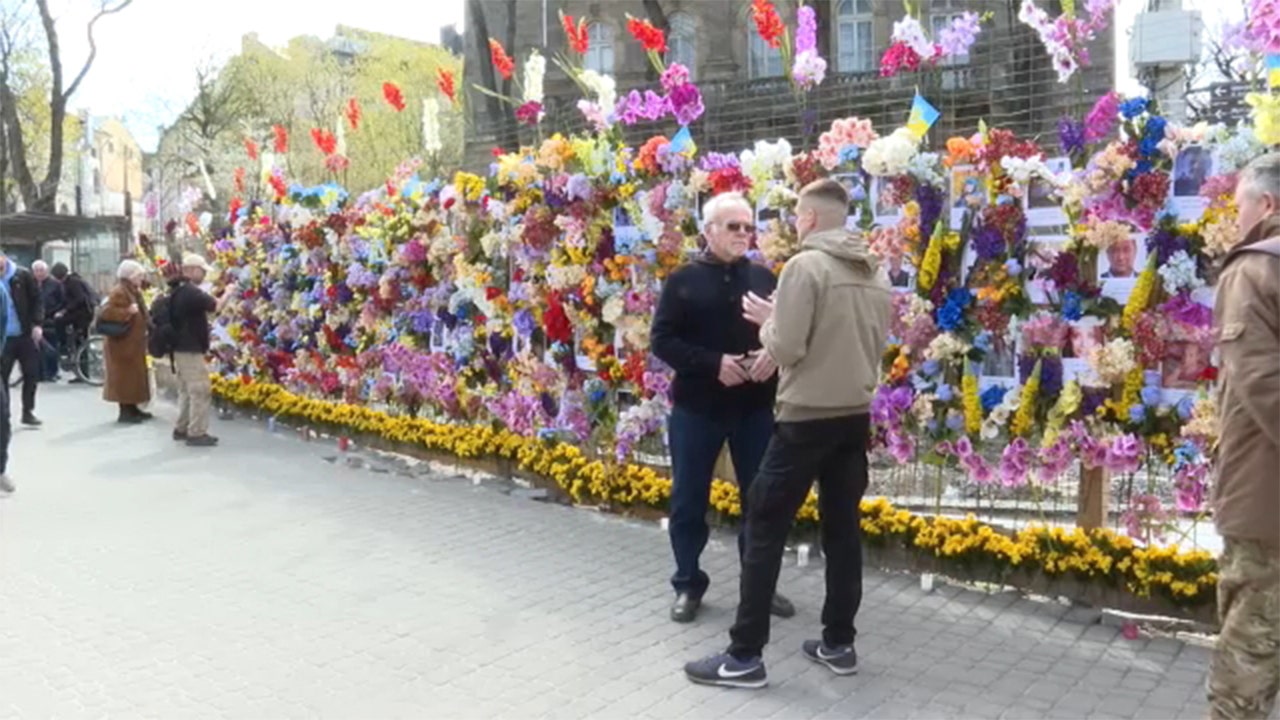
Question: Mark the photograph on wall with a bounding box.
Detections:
[1162,342,1211,390]
[949,164,987,229]
[871,176,901,223]
[980,339,1017,379]
[832,172,867,229]
[885,253,915,291]
[1024,157,1071,227]
[1024,236,1068,304]
[1098,233,1146,303]
[1065,319,1105,360]
[1171,145,1213,220]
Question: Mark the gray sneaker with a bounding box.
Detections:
[802,640,857,675]
[0,474,14,494]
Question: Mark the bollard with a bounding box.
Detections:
[797,544,811,567]
[267,417,277,433]
[921,572,935,593]
[659,517,669,531]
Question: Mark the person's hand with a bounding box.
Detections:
[54,310,65,319]
[128,303,139,316]
[31,326,42,344]
[742,292,774,326]
[746,350,777,382]
[718,354,750,387]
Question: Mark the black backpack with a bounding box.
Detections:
[148,289,178,360]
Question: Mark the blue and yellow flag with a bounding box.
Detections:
[1267,54,1280,89]
[669,125,697,157]
[906,93,940,140]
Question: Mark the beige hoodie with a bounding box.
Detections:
[760,228,892,422]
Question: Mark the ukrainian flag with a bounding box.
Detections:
[906,93,940,140]
[669,125,697,157]
[1268,54,1280,89]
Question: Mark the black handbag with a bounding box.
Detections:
[94,315,132,338]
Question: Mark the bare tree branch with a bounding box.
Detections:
[62,0,134,101]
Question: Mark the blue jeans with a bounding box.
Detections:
[667,404,774,598]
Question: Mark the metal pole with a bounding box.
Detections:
[542,0,547,47]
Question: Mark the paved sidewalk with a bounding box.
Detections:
[0,385,1213,719]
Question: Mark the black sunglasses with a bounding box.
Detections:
[718,221,754,234]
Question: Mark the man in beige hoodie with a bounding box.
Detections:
[684,179,892,688]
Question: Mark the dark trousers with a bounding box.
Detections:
[0,334,39,416]
[728,413,871,659]
[40,327,60,380]
[0,381,9,474]
[667,404,774,598]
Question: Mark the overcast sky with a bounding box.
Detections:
[46,0,1239,153]
[51,0,465,151]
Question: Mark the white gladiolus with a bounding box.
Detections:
[579,70,617,111]
[423,98,442,153]
[523,50,546,104]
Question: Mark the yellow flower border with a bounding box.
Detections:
[213,376,1217,610]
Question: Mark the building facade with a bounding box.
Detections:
[463,0,1115,168]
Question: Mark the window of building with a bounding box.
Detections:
[836,0,874,74]
[748,28,783,78]
[668,13,697,79]
[584,22,615,74]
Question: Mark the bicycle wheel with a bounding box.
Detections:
[75,336,106,386]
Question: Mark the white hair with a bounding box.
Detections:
[1239,152,1280,199]
[701,192,752,226]
[32,260,47,272]
[116,259,145,281]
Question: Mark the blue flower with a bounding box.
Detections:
[838,146,861,164]
[936,383,955,402]
[973,331,993,353]
[589,387,607,404]
[937,288,973,331]
[1120,97,1149,119]
[980,385,1007,412]
[1140,385,1162,407]
[849,183,867,202]
[1128,404,1146,423]
[1176,395,1196,420]
[1143,370,1162,388]
[1061,291,1084,321]
[925,419,939,433]
[946,413,965,431]
[1004,259,1023,277]
[922,359,942,377]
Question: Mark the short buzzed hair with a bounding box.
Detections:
[1239,152,1280,199]
[799,178,850,208]
[702,192,751,225]
[32,260,47,272]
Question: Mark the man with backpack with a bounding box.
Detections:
[150,254,235,448]
[51,263,95,382]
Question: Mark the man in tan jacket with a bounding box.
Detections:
[684,179,891,688]
[1208,152,1280,720]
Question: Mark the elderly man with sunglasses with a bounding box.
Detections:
[650,192,795,624]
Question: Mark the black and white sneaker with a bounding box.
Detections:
[801,640,858,675]
[683,651,768,689]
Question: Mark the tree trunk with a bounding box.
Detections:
[0,79,38,211]
[34,0,65,212]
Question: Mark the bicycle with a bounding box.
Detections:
[8,331,104,387]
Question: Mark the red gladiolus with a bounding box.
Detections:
[436,68,457,105]
[561,12,590,54]
[709,167,752,195]
[491,146,506,158]
[485,286,502,301]
[488,38,515,80]
[345,97,362,129]
[268,174,287,200]
[233,166,246,194]
[272,124,289,153]
[382,82,406,112]
[310,128,338,156]
[227,196,243,224]
[243,138,259,160]
[627,16,666,53]
[751,0,785,49]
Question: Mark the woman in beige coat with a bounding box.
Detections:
[99,260,152,424]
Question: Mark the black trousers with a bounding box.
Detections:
[1,334,40,416]
[728,413,871,659]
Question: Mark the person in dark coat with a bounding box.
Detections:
[51,262,95,368]
[0,254,45,426]
[99,260,152,423]
[33,260,64,381]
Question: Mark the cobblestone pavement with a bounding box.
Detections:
[0,385,1214,719]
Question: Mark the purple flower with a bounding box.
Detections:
[1160,294,1213,328]
[668,82,704,126]
[971,221,1006,262]
[1058,116,1086,156]
[699,152,739,172]
[1084,92,1120,143]
[1105,434,1143,475]
[660,63,691,92]
[1039,356,1063,399]
[615,89,671,126]
[915,184,944,245]
[565,173,592,202]
[938,12,982,57]
[999,438,1033,488]
[796,6,819,53]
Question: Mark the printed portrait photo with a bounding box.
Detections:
[949,165,987,228]
[1025,157,1070,227]
[1099,234,1144,281]
[1173,146,1210,198]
